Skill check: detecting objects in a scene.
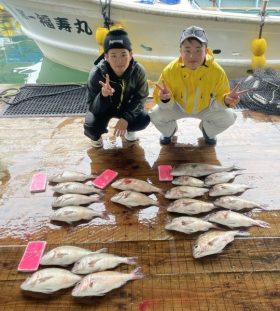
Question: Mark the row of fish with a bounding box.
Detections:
[21,245,143,296]
[163,163,269,258]
[22,171,146,297]
[167,196,265,215]
[48,171,107,224]
[21,267,143,296]
[166,210,269,235]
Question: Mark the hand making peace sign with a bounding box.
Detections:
[99,74,115,97]
[155,80,171,101]
[224,82,250,108]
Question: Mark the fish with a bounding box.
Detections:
[21,268,81,294]
[167,198,217,215]
[111,178,163,194]
[165,186,208,199]
[214,196,266,211]
[72,253,138,274]
[40,246,108,266]
[52,194,100,208]
[48,171,97,183]
[172,176,205,187]
[192,230,250,258]
[52,182,102,195]
[206,210,270,228]
[111,190,159,208]
[165,216,218,234]
[72,267,144,297]
[209,183,253,196]
[204,171,242,186]
[50,206,109,224]
[171,163,242,177]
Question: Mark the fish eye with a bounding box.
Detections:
[194,245,198,248]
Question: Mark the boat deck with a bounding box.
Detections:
[0,87,280,310]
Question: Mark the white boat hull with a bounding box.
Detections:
[2,0,280,79]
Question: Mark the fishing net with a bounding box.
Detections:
[236,67,280,115]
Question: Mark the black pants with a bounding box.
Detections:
[84,110,150,141]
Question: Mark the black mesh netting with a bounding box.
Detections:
[1,84,88,117]
[235,67,280,115]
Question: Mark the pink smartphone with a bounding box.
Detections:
[92,169,118,189]
[158,165,173,181]
[30,172,47,193]
[17,241,47,272]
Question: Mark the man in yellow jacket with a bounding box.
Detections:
[149,26,248,145]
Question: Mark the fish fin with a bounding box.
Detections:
[232,165,246,171]
[95,248,108,254]
[38,276,53,283]
[57,252,68,258]
[208,237,221,246]
[88,258,101,268]
[236,231,250,237]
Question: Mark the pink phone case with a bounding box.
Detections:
[158,165,173,181]
[92,169,118,189]
[17,241,47,272]
[30,172,47,193]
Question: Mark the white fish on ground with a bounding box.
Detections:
[167,198,217,215]
[111,190,159,208]
[52,182,102,195]
[72,267,144,297]
[206,210,270,228]
[172,176,205,187]
[111,178,163,194]
[165,216,218,234]
[72,253,138,274]
[21,268,81,294]
[40,246,108,266]
[171,163,242,177]
[49,171,97,183]
[50,206,109,224]
[204,171,242,186]
[52,193,100,208]
[192,230,250,258]
[165,186,208,199]
[214,196,265,211]
[209,183,253,196]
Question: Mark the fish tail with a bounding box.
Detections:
[127,257,138,265]
[132,267,144,279]
[90,194,100,201]
[259,204,269,210]
[90,174,98,179]
[256,220,270,228]
[101,211,110,220]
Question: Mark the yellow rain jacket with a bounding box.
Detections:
[153,49,230,113]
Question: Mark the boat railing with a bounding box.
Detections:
[193,0,280,16]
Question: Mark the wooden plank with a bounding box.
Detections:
[1,239,279,280]
[1,271,279,310]
[0,109,279,310]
